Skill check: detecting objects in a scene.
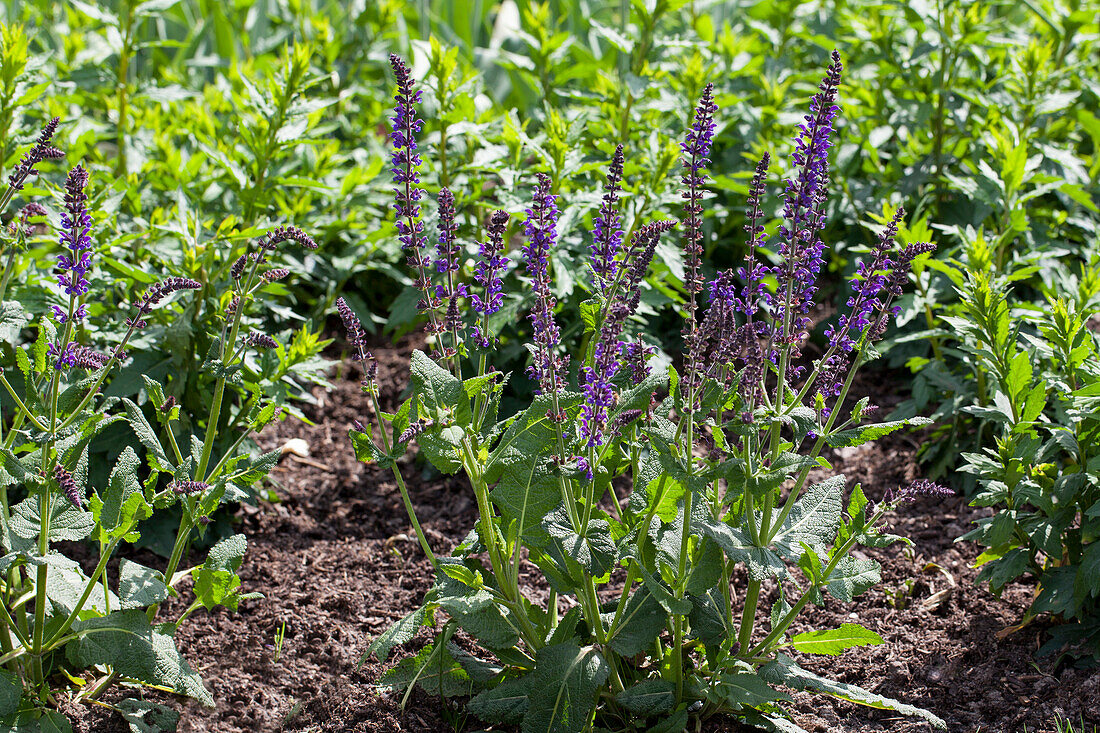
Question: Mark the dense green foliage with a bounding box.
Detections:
[0,0,1097,728]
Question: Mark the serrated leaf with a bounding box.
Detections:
[760,653,946,729]
[824,557,881,602]
[607,588,665,657]
[66,610,213,707]
[362,607,425,664]
[122,399,171,469]
[791,623,884,655]
[116,698,180,733]
[468,678,529,725]
[614,678,674,716]
[772,476,844,562]
[522,642,609,733]
[824,418,932,448]
[118,559,169,610]
[696,518,787,581]
[11,493,95,543]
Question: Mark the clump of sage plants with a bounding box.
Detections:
[0,117,314,728]
[350,53,949,731]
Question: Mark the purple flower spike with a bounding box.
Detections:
[772,52,843,371]
[136,277,202,315]
[56,165,93,302]
[7,117,64,192]
[244,331,279,350]
[680,83,719,395]
[472,210,510,349]
[620,341,654,386]
[736,153,771,324]
[889,479,954,505]
[590,145,625,292]
[816,206,936,410]
[433,188,466,355]
[389,54,439,330]
[522,173,567,397]
[54,464,84,509]
[336,297,377,384]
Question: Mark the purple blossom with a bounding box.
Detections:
[736,153,771,324]
[170,480,210,495]
[54,463,83,508]
[56,165,93,302]
[136,277,202,315]
[471,209,510,348]
[771,51,843,374]
[7,118,64,192]
[619,341,654,386]
[522,173,567,397]
[816,208,936,409]
[244,331,279,350]
[336,297,377,385]
[680,83,719,391]
[887,479,954,505]
[590,145,625,291]
[263,268,291,282]
[580,221,675,448]
[434,188,466,355]
[389,55,438,326]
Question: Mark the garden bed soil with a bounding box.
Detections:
[69,338,1099,733]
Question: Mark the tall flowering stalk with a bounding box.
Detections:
[769,51,843,388]
[435,187,465,366]
[1,117,63,210]
[590,145,625,292]
[471,209,510,350]
[522,173,566,402]
[680,83,718,394]
[389,54,443,344]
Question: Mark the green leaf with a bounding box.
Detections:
[705,670,790,709]
[772,476,844,562]
[760,654,946,729]
[468,678,529,725]
[379,641,473,698]
[122,399,172,469]
[94,447,150,541]
[66,610,213,707]
[791,623,884,655]
[696,518,787,581]
[614,678,674,716]
[116,698,181,733]
[0,668,20,717]
[522,642,609,733]
[191,535,248,611]
[118,560,169,610]
[43,553,117,615]
[434,574,520,651]
[824,417,931,448]
[607,588,665,657]
[11,494,95,543]
[541,507,617,579]
[362,607,425,664]
[824,557,880,602]
[0,301,29,344]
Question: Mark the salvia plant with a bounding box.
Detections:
[350,52,950,731]
[0,117,315,728]
[953,266,1100,660]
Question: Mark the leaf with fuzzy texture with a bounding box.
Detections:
[522,642,609,733]
[824,557,880,602]
[696,518,787,581]
[66,610,213,707]
[362,607,425,664]
[760,653,946,729]
[824,417,931,448]
[614,678,674,716]
[772,476,844,562]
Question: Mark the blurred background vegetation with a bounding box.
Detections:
[1,0,1098,491]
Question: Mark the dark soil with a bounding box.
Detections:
[68,338,1100,733]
